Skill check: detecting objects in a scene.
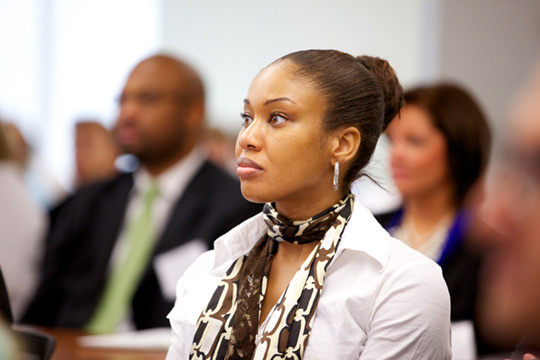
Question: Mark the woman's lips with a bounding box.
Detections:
[237,157,263,178]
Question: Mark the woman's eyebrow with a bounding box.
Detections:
[264,97,296,105]
[243,97,296,106]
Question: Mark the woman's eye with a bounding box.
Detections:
[240,113,253,127]
[269,113,287,126]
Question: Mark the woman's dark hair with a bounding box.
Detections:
[403,83,491,205]
[275,50,405,190]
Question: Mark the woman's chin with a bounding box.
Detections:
[240,186,271,204]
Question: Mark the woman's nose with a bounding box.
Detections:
[237,118,263,151]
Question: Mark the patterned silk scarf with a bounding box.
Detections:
[190,194,354,360]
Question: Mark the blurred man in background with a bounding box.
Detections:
[74,120,121,188]
[22,54,261,332]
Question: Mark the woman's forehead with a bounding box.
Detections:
[247,61,319,104]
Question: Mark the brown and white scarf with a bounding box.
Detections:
[190,193,354,360]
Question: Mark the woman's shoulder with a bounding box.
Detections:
[381,237,449,303]
[336,207,448,301]
[336,203,447,298]
[338,230,445,288]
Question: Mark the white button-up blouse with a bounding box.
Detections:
[166,200,452,360]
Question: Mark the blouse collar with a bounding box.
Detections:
[212,198,390,272]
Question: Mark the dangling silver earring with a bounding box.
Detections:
[333,161,339,191]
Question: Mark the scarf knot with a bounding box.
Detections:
[263,194,352,245]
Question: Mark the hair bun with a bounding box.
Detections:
[357,56,405,130]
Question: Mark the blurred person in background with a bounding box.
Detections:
[199,126,237,175]
[2,122,67,209]
[377,83,495,357]
[472,60,540,360]
[0,122,45,321]
[22,54,261,333]
[74,120,120,187]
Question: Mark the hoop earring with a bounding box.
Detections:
[333,161,339,191]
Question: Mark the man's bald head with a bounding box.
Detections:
[115,54,206,175]
[133,54,205,106]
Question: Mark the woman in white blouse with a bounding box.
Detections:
[166,49,451,360]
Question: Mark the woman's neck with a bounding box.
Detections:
[403,186,457,235]
[275,191,345,221]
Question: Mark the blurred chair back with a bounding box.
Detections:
[0,265,13,324]
[13,328,56,360]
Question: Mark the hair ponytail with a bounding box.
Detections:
[356,56,404,131]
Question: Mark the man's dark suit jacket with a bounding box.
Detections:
[22,160,261,329]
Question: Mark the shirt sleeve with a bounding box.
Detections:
[165,250,217,360]
[360,259,452,360]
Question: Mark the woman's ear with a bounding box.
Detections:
[330,127,361,165]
